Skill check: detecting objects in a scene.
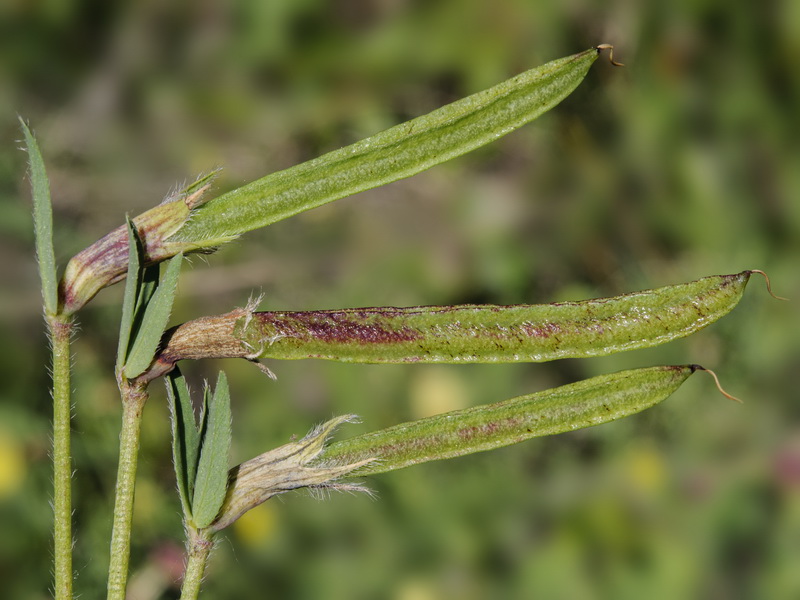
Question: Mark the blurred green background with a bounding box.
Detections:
[1,1,799,598]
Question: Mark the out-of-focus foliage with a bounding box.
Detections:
[1,1,798,598]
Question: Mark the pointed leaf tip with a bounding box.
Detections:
[20,118,58,315]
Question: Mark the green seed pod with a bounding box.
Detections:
[244,272,750,363]
[172,48,602,245]
[148,271,751,378]
[58,48,605,315]
[319,365,700,476]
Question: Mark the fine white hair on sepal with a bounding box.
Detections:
[306,481,375,501]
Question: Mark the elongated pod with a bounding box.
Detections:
[319,365,699,476]
[207,364,701,532]
[147,271,751,378]
[171,48,601,244]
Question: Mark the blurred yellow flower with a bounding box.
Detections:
[0,432,26,500]
[624,442,666,495]
[133,479,164,528]
[394,578,439,600]
[233,502,278,548]
[410,367,470,420]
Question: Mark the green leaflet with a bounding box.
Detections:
[117,219,184,378]
[133,264,160,324]
[116,219,145,369]
[166,368,200,520]
[122,253,183,378]
[20,118,58,316]
[234,271,751,364]
[191,372,233,529]
[319,365,698,475]
[171,48,600,245]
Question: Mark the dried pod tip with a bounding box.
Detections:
[596,44,624,67]
[748,269,788,301]
[691,365,743,404]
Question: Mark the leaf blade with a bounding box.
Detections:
[123,253,183,378]
[191,371,232,529]
[116,219,143,369]
[319,365,697,475]
[20,118,58,315]
[166,368,200,519]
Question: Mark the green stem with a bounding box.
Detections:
[49,315,74,600]
[106,378,149,600]
[180,529,214,600]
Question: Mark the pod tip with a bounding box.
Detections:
[692,365,743,404]
[748,269,788,301]
[596,44,624,67]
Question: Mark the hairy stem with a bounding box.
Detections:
[180,529,213,600]
[49,315,74,600]
[106,379,149,600]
